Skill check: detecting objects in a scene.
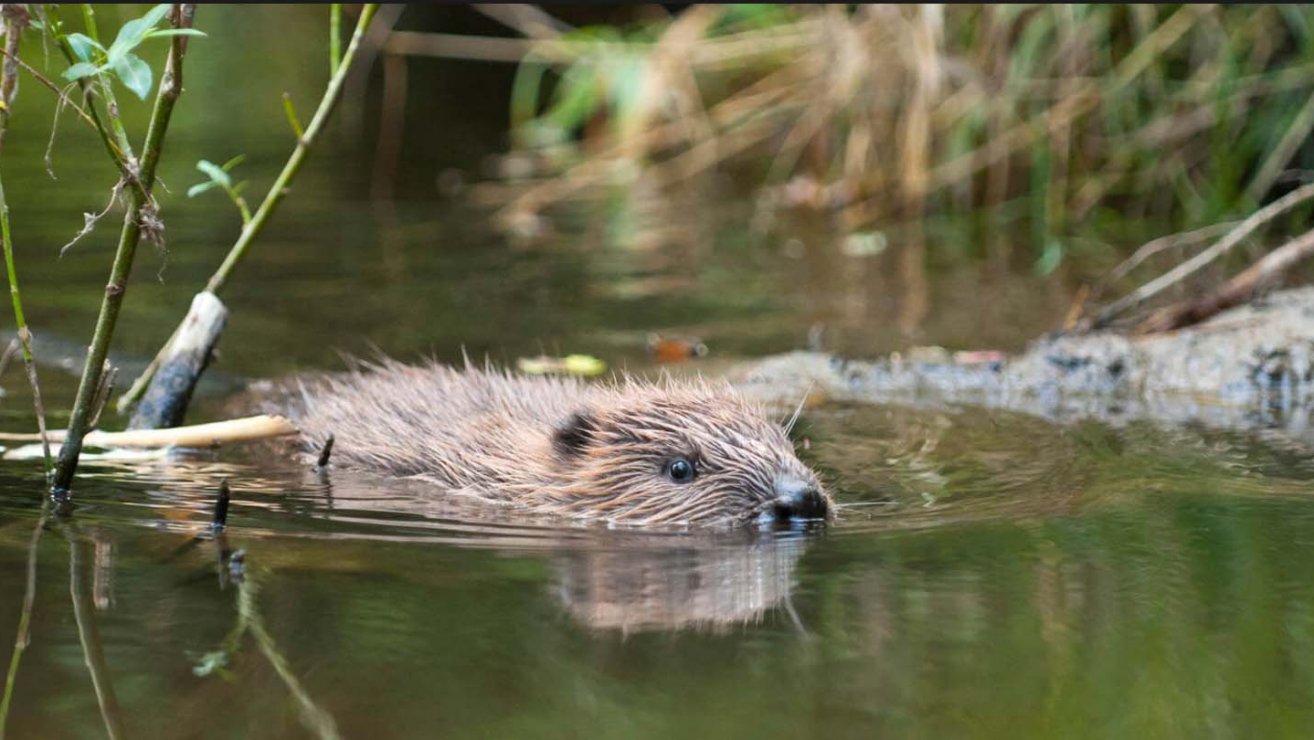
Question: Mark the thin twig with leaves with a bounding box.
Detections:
[51,4,199,495]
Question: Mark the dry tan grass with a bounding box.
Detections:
[389,5,1311,250]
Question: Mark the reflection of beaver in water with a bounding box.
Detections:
[553,534,807,632]
[276,358,830,527]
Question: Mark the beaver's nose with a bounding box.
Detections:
[772,476,828,521]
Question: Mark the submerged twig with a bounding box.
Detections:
[51,4,197,495]
[1,5,54,477]
[119,5,380,413]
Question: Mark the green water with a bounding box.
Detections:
[2,6,1314,740]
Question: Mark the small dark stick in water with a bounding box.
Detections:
[315,433,335,470]
[211,479,230,535]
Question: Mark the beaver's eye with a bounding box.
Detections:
[666,457,696,483]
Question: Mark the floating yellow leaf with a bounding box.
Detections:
[517,354,607,377]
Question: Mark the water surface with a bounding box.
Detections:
[2,6,1314,740]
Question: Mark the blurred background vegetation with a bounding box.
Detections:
[5,3,1314,377]
[480,5,1314,259]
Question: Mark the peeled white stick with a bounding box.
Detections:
[0,414,299,449]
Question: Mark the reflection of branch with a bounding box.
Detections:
[0,502,48,740]
[197,556,342,740]
[245,585,342,740]
[67,528,125,740]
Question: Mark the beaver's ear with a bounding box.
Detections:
[553,411,598,457]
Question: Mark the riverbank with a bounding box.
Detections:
[731,285,1314,442]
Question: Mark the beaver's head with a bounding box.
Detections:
[547,381,830,527]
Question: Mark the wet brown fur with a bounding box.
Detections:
[279,357,829,527]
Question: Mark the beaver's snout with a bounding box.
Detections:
[771,475,829,521]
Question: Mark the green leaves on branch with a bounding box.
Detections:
[188,156,253,225]
[59,4,206,100]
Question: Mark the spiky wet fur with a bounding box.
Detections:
[283,357,828,527]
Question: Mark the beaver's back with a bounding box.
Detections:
[286,358,592,488]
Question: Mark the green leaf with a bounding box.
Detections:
[143,28,207,39]
[219,154,246,172]
[186,181,218,198]
[112,52,153,100]
[107,3,172,64]
[196,160,233,188]
[545,63,600,132]
[61,62,100,82]
[141,4,176,28]
[65,33,104,63]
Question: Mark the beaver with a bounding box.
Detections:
[274,357,831,528]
